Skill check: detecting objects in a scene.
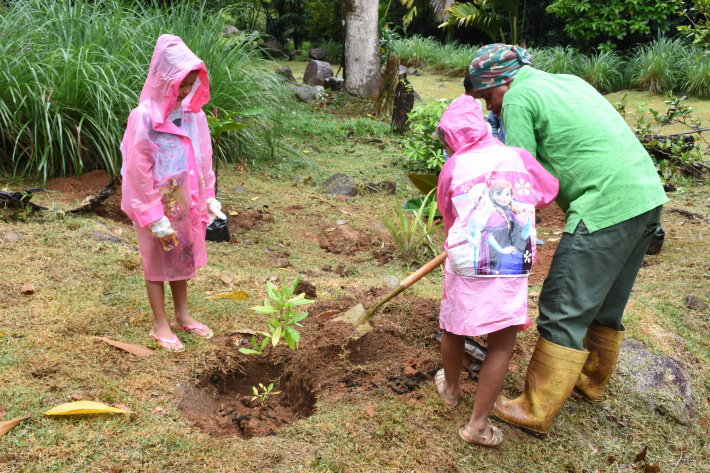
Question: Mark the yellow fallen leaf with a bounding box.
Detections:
[228,211,238,216]
[326,227,335,232]
[207,290,249,301]
[302,149,310,153]
[0,415,30,438]
[250,196,260,201]
[275,267,293,271]
[93,337,155,357]
[45,401,131,416]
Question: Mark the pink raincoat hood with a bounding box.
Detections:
[140,34,210,130]
[437,94,497,153]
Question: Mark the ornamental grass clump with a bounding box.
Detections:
[682,52,710,98]
[629,36,687,94]
[570,50,624,94]
[0,0,288,180]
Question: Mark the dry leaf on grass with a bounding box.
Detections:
[635,446,648,462]
[0,415,30,438]
[45,401,131,416]
[94,337,155,357]
[151,407,168,416]
[206,290,248,301]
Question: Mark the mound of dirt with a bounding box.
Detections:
[315,224,379,254]
[224,205,274,233]
[178,288,528,439]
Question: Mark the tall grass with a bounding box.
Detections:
[570,50,624,94]
[318,39,343,64]
[531,46,578,75]
[682,51,710,98]
[389,35,440,67]
[629,36,687,94]
[0,0,288,180]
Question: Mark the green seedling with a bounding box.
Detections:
[251,383,280,407]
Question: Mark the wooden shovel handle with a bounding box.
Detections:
[400,251,447,289]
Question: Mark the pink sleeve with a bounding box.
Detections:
[197,111,216,200]
[437,158,456,238]
[120,110,164,227]
[512,147,559,209]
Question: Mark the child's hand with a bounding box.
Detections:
[206,198,227,220]
[148,216,175,238]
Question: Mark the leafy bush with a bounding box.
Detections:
[305,0,342,42]
[318,39,343,63]
[629,37,687,94]
[402,100,450,173]
[570,50,624,94]
[0,0,289,180]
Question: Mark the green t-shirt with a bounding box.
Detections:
[502,66,667,233]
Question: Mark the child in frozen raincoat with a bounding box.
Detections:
[121,35,225,352]
[433,94,559,446]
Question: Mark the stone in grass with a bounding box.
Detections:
[324,77,344,91]
[683,295,708,311]
[289,50,301,61]
[292,86,324,103]
[364,181,396,195]
[276,66,299,85]
[91,230,126,244]
[615,338,696,425]
[322,173,358,196]
[3,232,21,242]
[308,47,327,61]
[303,60,333,87]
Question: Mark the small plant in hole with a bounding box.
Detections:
[252,383,280,408]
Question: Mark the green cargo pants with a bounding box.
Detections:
[537,206,663,350]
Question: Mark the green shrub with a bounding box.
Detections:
[570,50,624,94]
[531,46,578,74]
[629,37,687,94]
[682,51,710,98]
[402,100,450,173]
[389,35,439,67]
[318,39,343,63]
[0,0,289,180]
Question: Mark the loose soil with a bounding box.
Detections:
[530,204,567,285]
[177,287,529,439]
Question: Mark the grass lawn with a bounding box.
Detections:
[1,65,709,472]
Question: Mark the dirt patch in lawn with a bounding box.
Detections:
[529,204,566,285]
[177,287,529,439]
[223,204,274,233]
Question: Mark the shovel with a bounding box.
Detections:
[331,251,447,336]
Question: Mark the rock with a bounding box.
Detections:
[3,232,21,242]
[315,310,339,324]
[292,86,324,103]
[437,84,446,89]
[398,65,408,79]
[264,39,286,59]
[276,66,298,85]
[408,68,417,75]
[322,173,358,196]
[288,50,301,61]
[364,181,396,195]
[91,230,125,244]
[382,275,400,290]
[223,25,239,36]
[616,339,696,425]
[309,47,327,61]
[324,76,344,91]
[303,60,333,87]
[294,279,317,299]
[365,404,376,418]
[21,283,35,295]
[234,186,247,193]
[683,295,708,311]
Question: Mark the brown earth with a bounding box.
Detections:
[177,287,529,439]
[530,204,567,285]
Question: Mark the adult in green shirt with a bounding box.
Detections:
[467,44,667,435]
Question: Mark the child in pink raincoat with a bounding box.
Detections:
[121,35,225,352]
[433,94,559,446]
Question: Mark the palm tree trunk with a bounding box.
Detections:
[343,0,382,98]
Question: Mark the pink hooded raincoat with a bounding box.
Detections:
[436,95,559,336]
[121,35,215,281]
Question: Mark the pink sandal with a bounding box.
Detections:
[148,330,185,352]
[171,322,214,340]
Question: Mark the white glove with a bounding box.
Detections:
[206,197,226,220]
[148,216,174,238]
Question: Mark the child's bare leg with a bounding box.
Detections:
[169,279,197,326]
[145,279,173,339]
[441,330,465,397]
[467,325,518,436]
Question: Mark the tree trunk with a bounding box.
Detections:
[374,52,399,115]
[343,0,382,98]
[391,77,415,134]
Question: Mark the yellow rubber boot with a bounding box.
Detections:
[491,337,588,435]
[574,324,625,402]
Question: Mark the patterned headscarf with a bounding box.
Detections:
[468,43,533,91]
